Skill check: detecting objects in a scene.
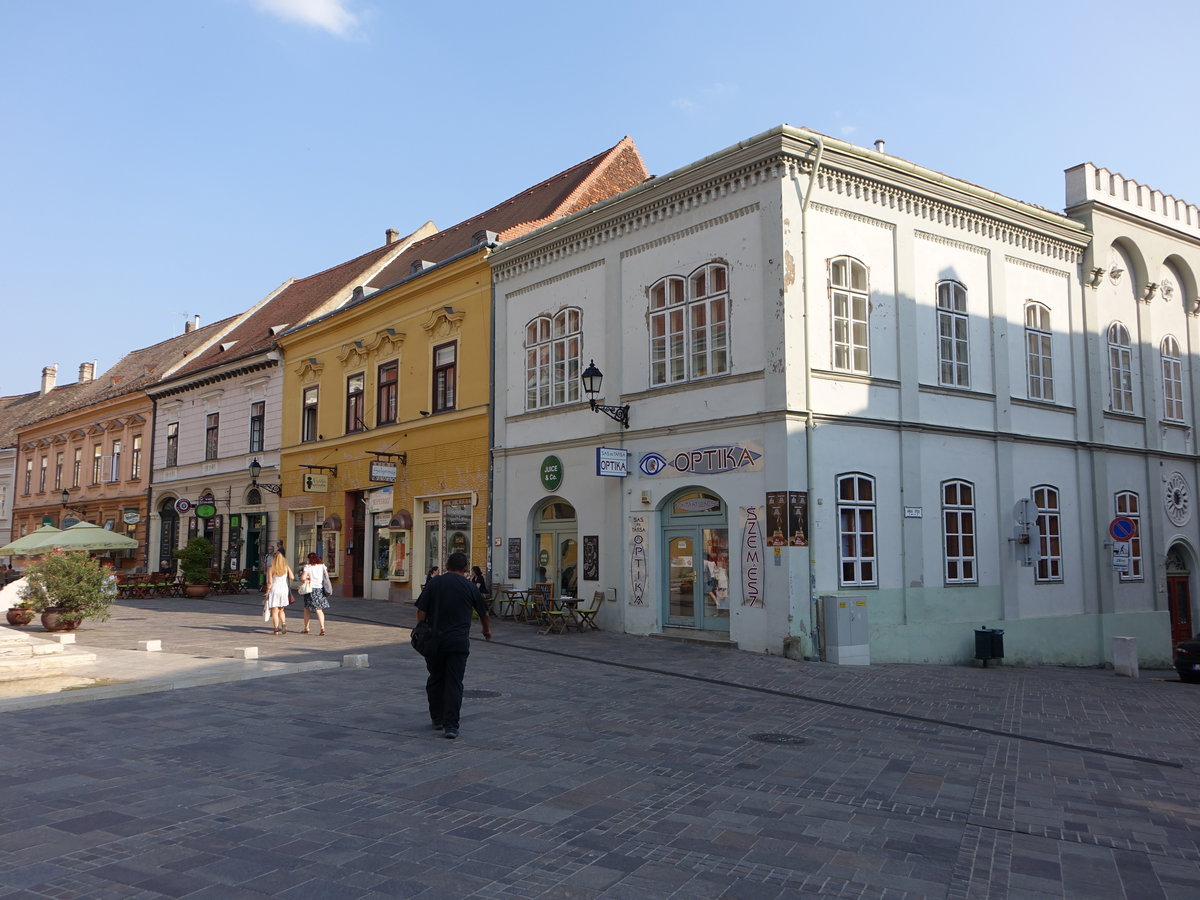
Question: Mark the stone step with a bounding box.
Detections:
[1,628,66,659]
[0,648,97,680]
[650,626,737,649]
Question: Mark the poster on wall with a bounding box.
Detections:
[764,491,808,546]
[788,492,808,546]
[323,532,339,577]
[390,529,410,581]
[766,492,788,546]
[582,535,599,581]
[629,516,648,605]
[507,537,521,580]
[740,506,764,607]
[444,498,472,560]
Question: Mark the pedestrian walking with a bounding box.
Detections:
[414,552,491,739]
[300,552,332,635]
[264,551,293,635]
[469,565,490,601]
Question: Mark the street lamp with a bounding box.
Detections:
[248,458,282,495]
[581,359,630,429]
[60,489,88,518]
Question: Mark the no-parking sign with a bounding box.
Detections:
[1109,516,1135,542]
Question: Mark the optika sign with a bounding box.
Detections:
[639,443,764,478]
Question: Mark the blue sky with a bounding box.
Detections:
[2,0,1198,396]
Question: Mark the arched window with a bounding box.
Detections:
[649,263,729,386]
[1114,491,1142,581]
[837,473,876,586]
[942,480,976,584]
[936,281,969,387]
[1024,302,1053,401]
[830,257,869,373]
[1033,484,1062,583]
[1161,336,1184,422]
[1108,323,1133,413]
[525,308,581,410]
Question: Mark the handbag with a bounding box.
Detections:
[263,605,270,622]
[298,581,312,595]
[410,619,437,657]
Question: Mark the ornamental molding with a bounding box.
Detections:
[294,357,324,381]
[1004,255,1071,280]
[504,259,605,300]
[338,341,368,367]
[363,328,405,355]
[813,202,895,232]
[421,306,466,338]
[915,229,986,255]
[621,203,762,260]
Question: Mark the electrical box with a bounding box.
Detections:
[820,594,870,665]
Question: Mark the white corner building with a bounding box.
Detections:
[489,126,1200,667]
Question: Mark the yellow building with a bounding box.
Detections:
[277,138,647,600]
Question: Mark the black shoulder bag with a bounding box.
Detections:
[410,582,439,657]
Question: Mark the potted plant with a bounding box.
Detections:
[20,551,116,632]
[6,599,36,627]
[174,536,215,598]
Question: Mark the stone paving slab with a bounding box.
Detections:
[0,595,1198,897]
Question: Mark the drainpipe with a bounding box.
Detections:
[797,133,824,660]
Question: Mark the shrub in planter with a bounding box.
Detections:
[20,551,116,626]
[174,536,215,586]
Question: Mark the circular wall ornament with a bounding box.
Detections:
[1165,472,1191,526]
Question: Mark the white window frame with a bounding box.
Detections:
[936,281,969,387]
[648,263,729,387]
[831,257,869,374]
[109,440,122,483]
[525,308,582,410]
[837,473,876,587]
[942,479,977,585]
[1033,484,1062,583]
[1162,336,1184,423]
[1115,491,1142,581]
[1108,323,1134,413]
[1024,302,1054,401]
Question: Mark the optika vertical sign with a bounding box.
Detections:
[741,506,763,607]
[629,516,648,605]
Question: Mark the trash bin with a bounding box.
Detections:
[975,627,1004,667]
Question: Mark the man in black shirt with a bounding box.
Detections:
[414,551,491,739]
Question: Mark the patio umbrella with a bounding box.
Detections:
[38,522,139,552]
[0,524,62,556]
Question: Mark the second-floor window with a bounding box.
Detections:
[131,435,142,479]
[1108,323,1134,413]
[91,444,102,484]
[110,440,121,482]
[377,361,398,425]
[1162,336,1184,422]
[1025,302,1054,401]
[54,452,63,490]
[301,386,318,442]
[525,309,581,410]
[831,256,870,374]
[23,458,31,494]
[249,403,264,453]
[936,280,969,387]
[166,423,179,467]
[648,263,730,387]
[205,413,219,460]
[433,342,457,413]
[72,448,82,487]
[38,455,47,493]
[346,373,365,433]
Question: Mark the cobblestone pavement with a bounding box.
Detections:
[1,593,1198,898]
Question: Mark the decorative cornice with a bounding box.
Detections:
[621,203,762,260]
[814,202,895,232]
[294,358,324,380]
[338,341,368,367]
[364,328,405,355]
[1005,254,1071,279]
[150,358,278,399]
[915,229,986,255]
[503,259,605,300]
[421,306,466,336]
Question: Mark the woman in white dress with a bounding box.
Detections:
[264,551,294,634]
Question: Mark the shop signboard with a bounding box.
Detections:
[303,473,328,492]
[370,461,397,483]
[638,443,764,478]
[595,447,628,477]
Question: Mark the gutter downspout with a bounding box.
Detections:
[145,396,158,572]
[486,242,500,584]
[798,135,824,660]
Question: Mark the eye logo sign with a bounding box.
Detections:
[639,452,668,476]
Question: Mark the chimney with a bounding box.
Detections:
[78,361,95,384]
[385,228,400,245]
[874,140,886,154]
[40,364,58,396]
[184,315,200,334]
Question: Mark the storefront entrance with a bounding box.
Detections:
[662,489,729,631]
[533,500,577,595]
[1167,545,1194,646]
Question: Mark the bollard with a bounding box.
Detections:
[342,653,369,668]
[1112,636,1138,678]
[137,640,162,652]
[50,634,76,645]
[233,647,259,660]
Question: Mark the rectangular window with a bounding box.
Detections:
[942,480,977,584]
[831,257,870,374]
[1034,485,1062,583]
[131,435,142,479]
[1115,492,1143,581]
[38,455,47,493]
[205,413,219,460]
[1162,338,1184,423]
[301,386,318,442]
[91,444,103,484]
[166,423,179,467]
[346,373,365,433]
[23,458,32,494]
[377,361,398,425]
[648,266,729,388]
[54,452,63,490]
[1025,303,1054,401]
[936,282,969,387]
[110,440,122,482]
[1109,324,1134,413]
[72,448,82,487]
[837,474,876,586]
[433,342,457,413]
[249,403,264,453]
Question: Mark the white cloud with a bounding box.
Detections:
[250,0,360,38]
[672,83,738,117]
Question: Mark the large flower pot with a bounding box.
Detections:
[6,608,35,627]
[41,609,83,632]
[184,584,211,599]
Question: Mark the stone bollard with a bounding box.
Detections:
[137,640,162,653]
[1112,636,1138,678]
[233,647,259,660]
[50,634,76,645]
[342,654,369,668]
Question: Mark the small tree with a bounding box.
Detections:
[174,536,214,585]
[20,551,115,622]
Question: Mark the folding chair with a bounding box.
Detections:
[571,591,603,631]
